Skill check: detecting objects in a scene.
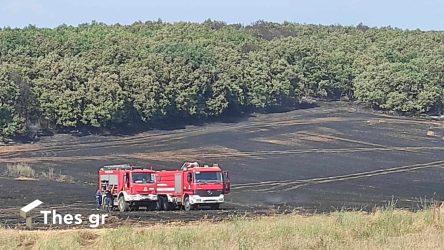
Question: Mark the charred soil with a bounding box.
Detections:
[1,102,443,228]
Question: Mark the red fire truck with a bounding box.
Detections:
[98,164,158,212]
[156,162,231,211]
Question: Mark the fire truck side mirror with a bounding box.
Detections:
[187,173,192,183]
[223,171,229,180]
[125,173,130,187]
[222,171,230,194]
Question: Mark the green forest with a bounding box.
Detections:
[0,21,443,139]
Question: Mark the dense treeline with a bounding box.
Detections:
[0,21,443,139]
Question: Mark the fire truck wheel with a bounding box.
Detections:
[154,201,161,211]
[147,202,159,211]
[156,198,163,211]
[162,197,172,211]
[184,196,192,211]
[118,196,129,212]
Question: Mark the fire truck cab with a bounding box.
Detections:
[98,164,157,212]
[156,162,231,211]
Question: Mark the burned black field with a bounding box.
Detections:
[1,102,443,228]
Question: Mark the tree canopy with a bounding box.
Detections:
[0,21,443,139]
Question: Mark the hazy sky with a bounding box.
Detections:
[0,0,443,30]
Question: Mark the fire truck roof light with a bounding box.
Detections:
[101,164,147,171]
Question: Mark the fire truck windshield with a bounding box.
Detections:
[132,173,153,184]
[195,172,222,183]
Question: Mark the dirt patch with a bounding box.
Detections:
[368,116,444,126]
[131,146,243,162]
[0,144,40,155]
[14,177,38,181]
[255,131,336,146]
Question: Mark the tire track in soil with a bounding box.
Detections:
[131,146,442,162]
[232,160,444,192]
[295,131,418,153]
[0,146,443,164]
[0,113,438,161]
[0,115,405,159]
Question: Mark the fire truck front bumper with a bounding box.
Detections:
[189,194,224,204]
[126,194,158,202]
